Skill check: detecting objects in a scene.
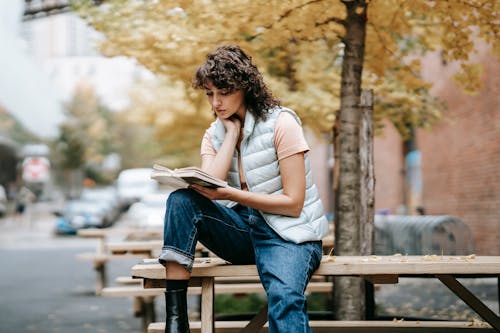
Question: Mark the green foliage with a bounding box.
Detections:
[214,292,331,315]
[53,124,85,170]
[215,294,266,315]
[0,107,40,144]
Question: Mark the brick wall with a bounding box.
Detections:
[373,121,405,214]
[374,43,499,255]
[417,45,500,255]
[305,129,334,214]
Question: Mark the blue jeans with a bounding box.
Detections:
[159,189,323,333]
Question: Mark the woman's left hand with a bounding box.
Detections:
[189,184,235,201]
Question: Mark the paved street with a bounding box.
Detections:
[0,201,497,333]
[0,202,151,333]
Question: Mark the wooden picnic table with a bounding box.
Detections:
[76,227,163,294]
[77,227,163,253]
[76,227,209,294]
[132,255,500,333]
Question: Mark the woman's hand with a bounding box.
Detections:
[189,184,235,201]
[200,116,241,180]
[220,116,241,136]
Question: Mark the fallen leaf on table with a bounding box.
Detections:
[421,254,440,261]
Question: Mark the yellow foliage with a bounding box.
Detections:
[75,0,498,162]
[452,63,484,96]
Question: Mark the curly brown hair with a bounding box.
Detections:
[193,45,280,120]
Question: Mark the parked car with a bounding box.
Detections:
[116,168,158,211]
[80,187,121,224]
[53,199,112,235]
[125,192,170,228]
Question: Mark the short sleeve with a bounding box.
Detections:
[201,130,217,156]
[274,112,309,160]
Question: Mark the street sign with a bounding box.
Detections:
[22,157,51,183]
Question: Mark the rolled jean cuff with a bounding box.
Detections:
[158,246,195,272]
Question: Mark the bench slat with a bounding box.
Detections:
[77,227,162,238]
[76,252,151,263]
[101,281,334,298]
[133,256,500,280]
[116,276,143,285]
[107,240,163,252]
[148,321,494,333]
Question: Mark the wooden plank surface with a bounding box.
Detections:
[132,255,500,280]
[101,281,333,298]
[147,320,494,333]
[77,227,162,238]
[107,240,163,252]
[77,252,149,262]
[201,277,215,333]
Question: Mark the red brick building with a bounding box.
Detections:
[374,44,500,255]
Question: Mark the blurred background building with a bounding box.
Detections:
[0,0,153,197]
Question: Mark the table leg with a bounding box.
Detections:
[201,277,214,333]
[94,262,106,295]
[142,296,156,333]
[365,279,375,319]
[436,274,500,331]
[98,237,106,254]
[239,304,268,333]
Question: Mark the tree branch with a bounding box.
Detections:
[367,21,421,78]
[316,16,347,27]
[248,0,345,40]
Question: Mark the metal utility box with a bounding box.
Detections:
[374,215,475,255]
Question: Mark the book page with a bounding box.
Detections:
[150,171,189,189]
[153,164,174,174]
[151,164,227,188]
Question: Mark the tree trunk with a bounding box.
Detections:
[359,89,375,319]
[360,89,375,257]
[333,0,368,320]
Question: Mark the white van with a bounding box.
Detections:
[116,168,158,210]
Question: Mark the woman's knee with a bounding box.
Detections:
[166,189,201,210]
[163,189,204,229]
[167,188,192,203]
[266,278,306,305]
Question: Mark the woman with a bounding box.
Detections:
[160,45,329,333]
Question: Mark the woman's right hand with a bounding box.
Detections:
[220,115,241,136]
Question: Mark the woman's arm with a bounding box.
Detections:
[201,118,240,180]
[192,152,306,217]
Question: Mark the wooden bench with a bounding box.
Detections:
[77,227,330,295]
[76,238,163,294]
[116,275,143,285]
[77,227,163,252]
[107,240,163,255]
[148,320,494,333]
[76,227,164,294]
[76,251,155,295]
[101,279,333,332]
[131,255,500,333]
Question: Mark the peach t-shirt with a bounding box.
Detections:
[201,112,309,187]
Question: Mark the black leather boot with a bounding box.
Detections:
[164,289,190,333]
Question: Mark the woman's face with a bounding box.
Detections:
[205,81,246,121]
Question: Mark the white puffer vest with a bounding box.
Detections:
[208,106,329,244]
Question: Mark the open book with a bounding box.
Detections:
[150,164,227,189]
